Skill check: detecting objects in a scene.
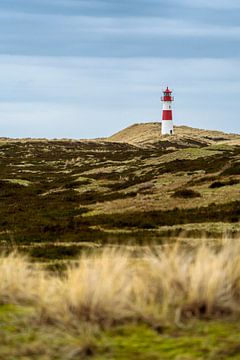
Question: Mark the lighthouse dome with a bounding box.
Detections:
[165,87,172,93]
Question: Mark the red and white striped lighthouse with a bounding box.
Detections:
[161,87,174,135]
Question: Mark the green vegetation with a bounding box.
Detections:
[2,304,240,359]
[97,322,240,360]
[0,140,239,258]
[0,304,98,360]
[209,179,240,188]
[83,201,240,229]
[222,162,240,175]
[2,306,240,360]
[0,133,239,359]
[172,188,201,198]
[2,244,240,359]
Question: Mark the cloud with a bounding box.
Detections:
[1,12,240,38]
[3,0,240,15]
[0,102,87,138]
[0,11,239,58]
[0,0,172,17]
[175,0,240,9]
[0,55,239,137]
[0,1,239,137]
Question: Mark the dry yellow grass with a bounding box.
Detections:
[1,241,240,327]
[107,122,240,147]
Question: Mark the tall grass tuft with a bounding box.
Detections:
[0,252,39,304]
[1,240,240,327]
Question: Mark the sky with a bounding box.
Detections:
[0,0,239,138]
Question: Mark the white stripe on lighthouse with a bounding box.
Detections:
[162,120,174,135]
[163,102,172,110]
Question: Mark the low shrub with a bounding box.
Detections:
[172,189,201,199]
[83,201,240,228]
[209,181,225,189]
[209,179,239,189]
[222,163,240,175]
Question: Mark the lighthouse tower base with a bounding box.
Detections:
[162,120,174,135]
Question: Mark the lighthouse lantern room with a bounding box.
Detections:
[161,87,174,135]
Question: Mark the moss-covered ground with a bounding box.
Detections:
[97,322,240,360]
[1,305,240,359]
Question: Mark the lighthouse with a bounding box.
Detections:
[161,87,174,135]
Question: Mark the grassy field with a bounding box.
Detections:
[0,124,239,358]
[0,127,239,263]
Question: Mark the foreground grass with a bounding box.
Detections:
[0,304,97,359]
[1,305,240,359]
[98,322,240,360]
[2,241,240,325]
[2,241,240,358]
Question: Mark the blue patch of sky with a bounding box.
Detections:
[0,0,239,137]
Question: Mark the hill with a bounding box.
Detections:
[0,123,239,264]
[0,123,239,359]
[107,122,240,148]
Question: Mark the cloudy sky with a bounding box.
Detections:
[0,0,239,138]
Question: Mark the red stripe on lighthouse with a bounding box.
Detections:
[162,110,172,120]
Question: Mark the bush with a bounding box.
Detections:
[222,163,240,175]
[83,201,240,229]
[209,179,239,189]
[209,181,225,189]
[172,189,201,199]
[227,179,239,186]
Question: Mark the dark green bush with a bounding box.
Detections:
[29,245,82,260]
[209,181,225,189]
[172,189,201,199]
[83,201,240,228]
[222,163,240,176]
[209,179,239,189]
[228,179,240,185]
